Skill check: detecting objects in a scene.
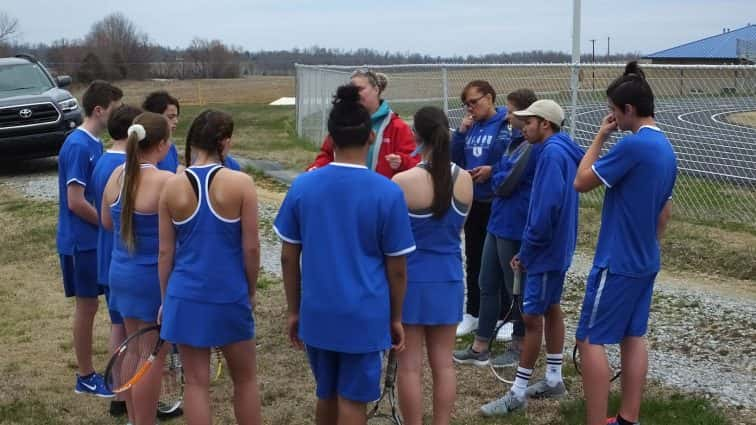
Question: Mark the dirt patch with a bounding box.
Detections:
[726,111,756,128]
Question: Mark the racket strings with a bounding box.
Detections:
[107,329,160,392]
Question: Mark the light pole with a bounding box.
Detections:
[590,39,596,90]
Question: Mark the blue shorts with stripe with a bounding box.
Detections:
[575,267,656,345]
[305,345,382,403]
[522,270,566,315]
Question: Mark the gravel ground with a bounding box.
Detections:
[2,163,754,410]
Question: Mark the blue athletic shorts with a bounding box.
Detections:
[60,250,103,298]
[522,270,566,315]
[100,285,124,325]
[305,345,383,403]
[575,267,656,344]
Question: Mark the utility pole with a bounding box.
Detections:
[607,36,611,60]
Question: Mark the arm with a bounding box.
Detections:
[240,175,261,302]
[574,114,617,192]
[657,200,672,240]
[281,241,303,349]
[157,182,176,302]
[306,136,335,171]
[67,184,99,226]
[386,120,420,172]
[385,254,407,351]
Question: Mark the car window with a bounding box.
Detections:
[0,64,54,92]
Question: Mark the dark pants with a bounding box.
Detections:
[463,200,491,317]
[476,233,525,341]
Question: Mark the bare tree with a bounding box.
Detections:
[84,12,152,80]
[0,11,19,44]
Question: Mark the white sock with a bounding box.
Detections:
[511,366,533,399]
[546,353,563,386]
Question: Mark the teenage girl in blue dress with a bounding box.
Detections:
[158,109,262,425]
[101,111,174,425]
[392,106,473,425]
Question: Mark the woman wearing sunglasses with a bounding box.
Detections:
[451,80,509,339]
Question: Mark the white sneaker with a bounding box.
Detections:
[495,321,513,342]
[456,314,478,336]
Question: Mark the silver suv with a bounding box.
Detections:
[0,54,83,160]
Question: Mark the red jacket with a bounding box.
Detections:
[307,113,419,178]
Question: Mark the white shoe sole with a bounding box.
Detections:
[75,389,116,398]
[452,357,490,367]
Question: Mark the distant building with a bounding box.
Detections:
[644,24,756,65]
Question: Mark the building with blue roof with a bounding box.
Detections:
[644,24,755,64]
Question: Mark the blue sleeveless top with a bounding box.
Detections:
[110,164,160,266]
[167,164,249,303]
[406,163,469,283]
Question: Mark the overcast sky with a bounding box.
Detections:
[4,1,755,57]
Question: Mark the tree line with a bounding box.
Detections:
[0,11,640,82]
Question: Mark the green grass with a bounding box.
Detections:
[560,392,729,425]
[174,104,318,171]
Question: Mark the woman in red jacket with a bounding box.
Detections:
[307,70,419,178]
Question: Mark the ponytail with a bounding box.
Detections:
[120,125,142,252]
[413,106,453,218]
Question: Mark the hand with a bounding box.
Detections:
[598,113,618,137]
[471,165,492,183]
[157,305,163,325]
[287,313,304,350]
[385,154,402,170]
[459,114,474,133]
[390,320,406,352]
[510,254,525,272]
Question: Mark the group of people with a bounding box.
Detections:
[55,60,676,425]
[284,63,676,425]
[57,84,260,425]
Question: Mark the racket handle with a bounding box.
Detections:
[513,270,522,296]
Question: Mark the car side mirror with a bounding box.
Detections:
[56,75,72,88]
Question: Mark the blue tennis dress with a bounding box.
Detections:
[109,164,161,323]
[161,164,254,347]
[403,163,469,325]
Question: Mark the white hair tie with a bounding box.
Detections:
[127,124,146,142]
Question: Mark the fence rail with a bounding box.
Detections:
[295,63,756,228]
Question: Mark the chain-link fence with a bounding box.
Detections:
[295,63,756,229]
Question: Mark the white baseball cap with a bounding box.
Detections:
[512,99,565,126]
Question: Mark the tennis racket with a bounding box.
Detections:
[488,269,523,384]
[572,343,622,382]
[367,350,403,424]
[104,325,166,393]
[157,344,184,417]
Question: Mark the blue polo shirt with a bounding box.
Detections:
[274,163,416,354]
[57,128,103,255]
[91,150,126,284]
[592,126,677,277]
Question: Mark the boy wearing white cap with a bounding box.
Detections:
[481,100,584,416]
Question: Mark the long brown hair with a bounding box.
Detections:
[121,112,169,251]
[413,106,452,218]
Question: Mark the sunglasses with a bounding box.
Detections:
[463,94,487,108]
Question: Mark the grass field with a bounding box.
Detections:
[1,78,753,424]
[727,111,756,128]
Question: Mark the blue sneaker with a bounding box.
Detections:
[75,373,115,398]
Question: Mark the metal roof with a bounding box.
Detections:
[644,24,756,59]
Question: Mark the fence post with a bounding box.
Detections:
[442,67,449,115]
[569,0,582,139]
[295,64,303,138]
[320,69,327,143]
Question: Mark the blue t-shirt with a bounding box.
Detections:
[91,150,126,284]
[57,128,103,255]
[592,126,677,277]
[274,163,416,353]
[157,143,179,172]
